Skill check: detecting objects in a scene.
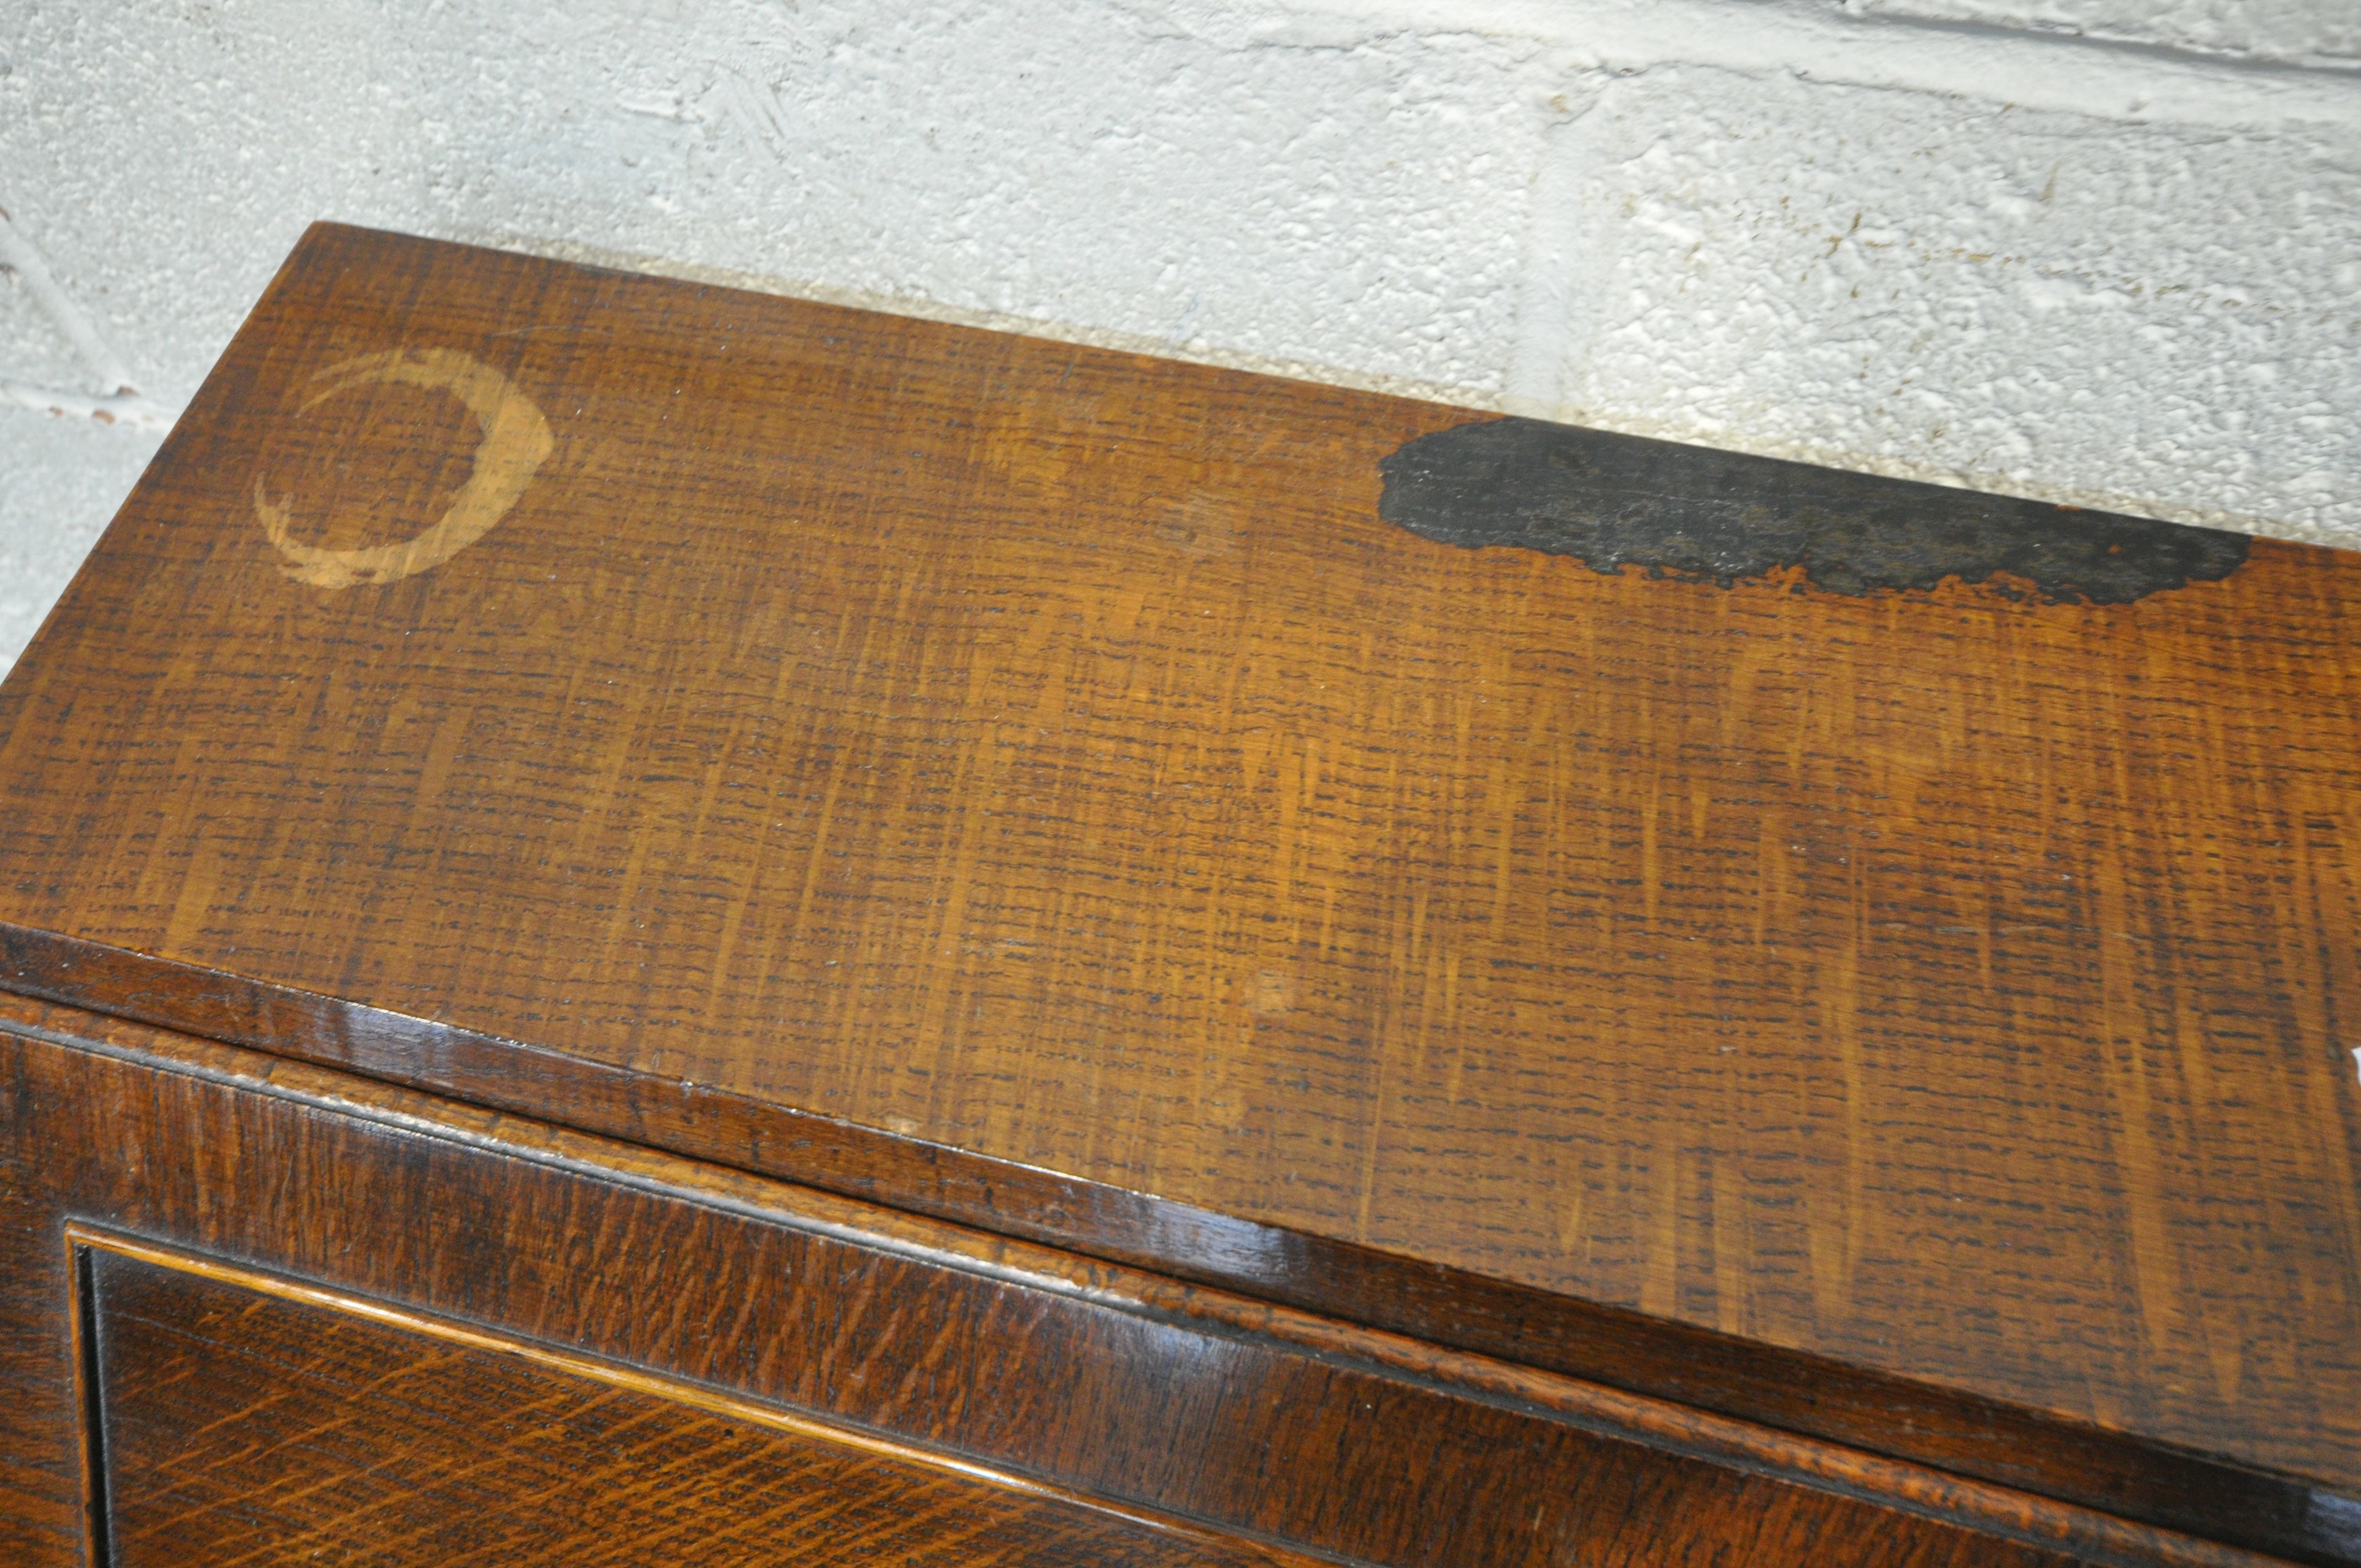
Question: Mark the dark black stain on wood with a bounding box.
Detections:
[1377,416,2251,604]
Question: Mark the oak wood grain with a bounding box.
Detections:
[0,222,2354,1537]
[78,1237,1309,1568]
[0,997,2196,1567]
[4,918,2341,1565]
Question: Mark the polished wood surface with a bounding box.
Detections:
[80,1237,1302,1568]
[6,919,2338,1564]
[0,222,2354,1533]
[0,995,2202,1568]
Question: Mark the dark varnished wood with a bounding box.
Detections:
[6,918,2346,1565]
[0,993,2274,1568]
[79,1237,1306,1568]
[0,222,2356,1553]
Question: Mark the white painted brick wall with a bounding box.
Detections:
[3,0,2355,674]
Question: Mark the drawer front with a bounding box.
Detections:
[79,1234,1270,1568]
[0,996,2261,1568]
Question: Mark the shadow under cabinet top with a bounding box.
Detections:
[1,222,2354,1551]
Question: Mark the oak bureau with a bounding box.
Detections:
[0,223,2355,1566]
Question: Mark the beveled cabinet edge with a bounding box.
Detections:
[7,928,2346,1566]
[5,927,2350,1564]
[2,988,2315,1568]
[61,1223,1331,1568]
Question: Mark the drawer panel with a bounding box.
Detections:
[79,1233,1276,1568]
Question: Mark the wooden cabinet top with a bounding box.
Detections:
[3,223,2355,1539]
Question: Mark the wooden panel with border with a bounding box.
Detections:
[74,1233,1314,1568]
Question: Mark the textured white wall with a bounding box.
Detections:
[1858,0,2359,66]
[3,0,2355,674]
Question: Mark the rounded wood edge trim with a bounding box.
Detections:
[9,987,2322,1568]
